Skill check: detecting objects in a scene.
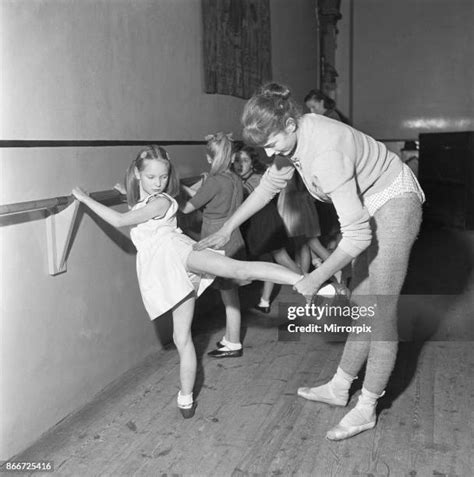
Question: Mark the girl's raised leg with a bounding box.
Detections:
[187,250,303,287]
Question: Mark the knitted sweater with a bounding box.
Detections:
[253,114,403,257]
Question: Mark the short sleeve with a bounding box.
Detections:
[189,176,219,210]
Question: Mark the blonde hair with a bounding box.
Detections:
[205,132,235,176]
[125,145,180,207]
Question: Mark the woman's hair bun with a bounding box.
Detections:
[260,82,291,100]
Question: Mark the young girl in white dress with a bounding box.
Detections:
[72,145,305,418]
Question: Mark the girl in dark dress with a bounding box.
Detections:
[233,145,301,313]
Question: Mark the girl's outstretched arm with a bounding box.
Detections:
[72,187,170,228]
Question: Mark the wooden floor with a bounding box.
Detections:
[8,225,474,476]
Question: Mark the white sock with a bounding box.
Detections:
[258,298,270,307]
[221,337,242,351]
[177,391,193,408]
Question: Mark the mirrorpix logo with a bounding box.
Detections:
[277,298,377,342]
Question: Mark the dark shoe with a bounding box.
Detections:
[207,347,243,358]
[215,340,225,348]
[254,304,271,314]
[178,402,196,419]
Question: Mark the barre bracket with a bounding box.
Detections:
[45,201,80,275]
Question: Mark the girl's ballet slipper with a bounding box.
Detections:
[177,391,195,419]
[178,402,196,419]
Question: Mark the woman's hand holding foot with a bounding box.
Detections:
[293,273,324,303]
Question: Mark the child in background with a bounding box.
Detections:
[277,173,330,273]
[304,89,351,125]
[233,145,301,313]
[73,145,306,418]
[181,133,247,358]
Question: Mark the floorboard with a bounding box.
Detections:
[6,225,474,477]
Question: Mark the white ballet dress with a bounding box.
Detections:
[130,192,216,319]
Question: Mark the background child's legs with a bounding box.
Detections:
[260,281,274,304]
[253,248,301,310]
[186,250,303,286]
[172,294,197,396]
[308,236,331,262]
[272,247,302,274]
[220,287,241,344]
[293,236,311,273]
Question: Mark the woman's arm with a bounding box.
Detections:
[294,151,371,295]
[194,159,295,250]
[72,187,170,228]
[180,201,197,214]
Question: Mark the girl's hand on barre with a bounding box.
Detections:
[72,187,90,203]
[193,228,230,251]
[113,183,127,195]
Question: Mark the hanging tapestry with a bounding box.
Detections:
[202,0,272,99]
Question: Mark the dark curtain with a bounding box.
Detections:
[202,0,272,99]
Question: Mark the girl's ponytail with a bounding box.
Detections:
[206,132,235,176]
[125,157,140,207]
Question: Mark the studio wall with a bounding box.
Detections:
[0,0,318,460]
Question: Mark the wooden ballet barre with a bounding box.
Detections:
[0,189,125,217]
[0,189,126,276]
[0,179,204,276]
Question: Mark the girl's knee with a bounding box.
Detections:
[233,262,252,281]
[173,332,192,351]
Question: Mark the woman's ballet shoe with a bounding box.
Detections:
[326,388,383,440]
[297,384,348,406]
[178,402,196,419]
[326,407,376,440]
[254,304,271,314]
[297,367,355,406]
